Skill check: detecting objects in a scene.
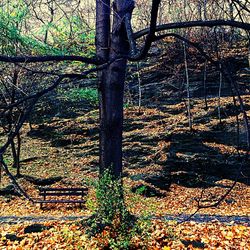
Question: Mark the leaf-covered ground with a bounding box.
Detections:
[0,220,249,249]
[0,95,250,249]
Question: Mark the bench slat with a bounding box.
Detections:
[37,187,88,207]
[36,200,85,204]
[38,187,88,192]
[39,192,87,196]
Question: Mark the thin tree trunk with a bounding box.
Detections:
[11,140,18,168]
[16,132,21,177]
[203,60,208,109]
[0,159,2,187]
[136,62,142,114]
[218,63,223,123]
[203,0,207,20]
[248,43,250,67]
[183,42,192,130]
[229,2,234,47]
[197,1,202,20]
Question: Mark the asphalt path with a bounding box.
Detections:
[0,214,249,225]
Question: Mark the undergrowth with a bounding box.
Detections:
[62,88,98,106]
[83,169,154,249]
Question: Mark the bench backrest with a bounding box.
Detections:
[39,187,88,192]
[38,187,88,196]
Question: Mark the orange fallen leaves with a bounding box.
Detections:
[0,217,249,249]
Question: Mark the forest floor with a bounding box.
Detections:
[0,94,250,249]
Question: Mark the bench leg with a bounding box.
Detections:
[40,193,46,209]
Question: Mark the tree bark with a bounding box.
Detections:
[96,0,110,175]
[97,0,133,177]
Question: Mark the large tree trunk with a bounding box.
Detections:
[97,0,132,177]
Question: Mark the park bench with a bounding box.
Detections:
[37,187,88,208]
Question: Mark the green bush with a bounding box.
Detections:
[84,169,154,249]
[85,169,132,248]
[63,88,98,106]
[96,169,127,224]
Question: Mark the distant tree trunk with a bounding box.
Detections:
[16,133,21,177]
[203,60,208,109]
[197,1,202,20]
[96,0,132,177]
[7,68,22,175]
[11,132,21,177]
[248,43,250,67]
[10,140,17,167]
[203,0,207,20]
[183,42,192,131]
[136,62,142,114]
[218,63,223,124]
[229,2,234,47]
[0,160,2,186]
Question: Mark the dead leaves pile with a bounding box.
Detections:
[0,220,249,249]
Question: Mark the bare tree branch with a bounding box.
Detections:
[134,19,250,39]
[125,0,161,60]
[0,57,119,111]
[231,0,250,14]
[0,55,100,64]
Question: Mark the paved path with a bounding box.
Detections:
[0,216,87,224]
[0,214,249,225]
[154,214,250,225]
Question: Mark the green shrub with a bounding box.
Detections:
[85,169,134,249]
[96,169,127,224]
[84,169,156,249]
[135,185,147,195]
[63,88,98,106]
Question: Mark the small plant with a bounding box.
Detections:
[96,169,126,223]
[135,184,147,195]
[63,88,98,106]
[85,169,136,249]
[123,103,131,109]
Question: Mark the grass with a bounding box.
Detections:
[61,88,98,106]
